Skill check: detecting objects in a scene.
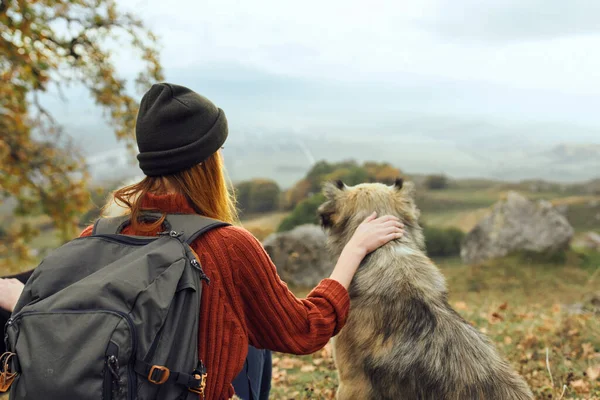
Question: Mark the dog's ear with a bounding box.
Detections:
[317,201,335,229]
[393,177,404,190]
[323,180,345,200]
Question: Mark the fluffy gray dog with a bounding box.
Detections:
[318,179,533,400]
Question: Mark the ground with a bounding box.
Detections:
[272,254,600,400]
[1,180,599,398]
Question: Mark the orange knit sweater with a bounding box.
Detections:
[80,192,350,399]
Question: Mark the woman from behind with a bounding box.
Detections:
[3,83,404,400]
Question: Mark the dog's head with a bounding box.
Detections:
[317,178,424,254]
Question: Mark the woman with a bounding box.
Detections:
[0,83,404,399]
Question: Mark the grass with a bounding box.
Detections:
[240,211,290,241]
[2,183,598,398]
[272,253,600,400]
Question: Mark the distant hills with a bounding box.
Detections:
[87,133,600,189]
[35,64,598,187]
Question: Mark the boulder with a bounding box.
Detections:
[262,224,334,287]
[461,191,574,264]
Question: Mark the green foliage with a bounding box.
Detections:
[424,174,449,190]
[284,160,402,209]
[564,201,600,232]
[235,179,281,214]
[423,225,465,257]
[235,181,253,214]
[278,194,326,232]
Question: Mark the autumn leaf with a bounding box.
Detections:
[570,378,591,394]
[300,365,316,373]
[587,365,600,381]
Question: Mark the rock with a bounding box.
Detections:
[461,191,574,264]
[564,293,600,316]
[583,292,600,315]
[262,224,334,287]
[555,204,569,216]
[579,232,600,251]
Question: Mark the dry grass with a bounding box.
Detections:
[272,255,600,399]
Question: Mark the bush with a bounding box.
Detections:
[277,194,326,232]
[423,225,465,257]
[284,160,403,209]
[235,179,281,214]
[424,174,449,190]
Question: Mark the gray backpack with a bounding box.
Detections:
[2,213,228,400]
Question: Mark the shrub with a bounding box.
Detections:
[277,194,326,232]
[284,160,403,209]
[423,225,465,257]
[235,179,281,214]
[424,174,449,190]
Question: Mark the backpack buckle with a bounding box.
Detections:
[188,372,207,396]
[188,361,207,396]
[148,365,170,385]
[0,352,18,393]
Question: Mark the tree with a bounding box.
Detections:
[234,181,253,214]
[235,179,281,214]
[283,160,403,209]
[277,193,326,232]
[0,0,163,267]
[425,174,449,190]
[248,179,280,213]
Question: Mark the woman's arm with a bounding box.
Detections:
[0,278,25,312]
[229,214,403,355]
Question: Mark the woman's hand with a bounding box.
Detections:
[345,212,404,258]
[0,278,25,313]
[329,212,404,289]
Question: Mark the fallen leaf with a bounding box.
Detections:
[582,343,594,357]
[300,365,316,372]
[570,379,590,394]
[454,301,468,310]
[551,303,561,313]
[586,365,600,381]
[498,302,508,310]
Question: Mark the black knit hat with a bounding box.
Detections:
[135,83,228,176]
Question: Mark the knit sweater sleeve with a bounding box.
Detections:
[79,225,94,237]
[223,226,350,355]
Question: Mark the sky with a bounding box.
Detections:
[44,0,600,182]
[125,0,600,95]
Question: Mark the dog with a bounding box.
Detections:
[318,179,533,400]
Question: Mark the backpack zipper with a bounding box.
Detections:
[190,259,210,284]
[82,234,159,246]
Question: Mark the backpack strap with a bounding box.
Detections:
[92,213,230,244]
[92,215,131,236]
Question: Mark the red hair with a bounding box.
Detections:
[107,151,238,232]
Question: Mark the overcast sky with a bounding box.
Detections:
[50,0,600,173]
[114,0,600,93]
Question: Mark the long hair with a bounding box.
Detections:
[105,151,238,233]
